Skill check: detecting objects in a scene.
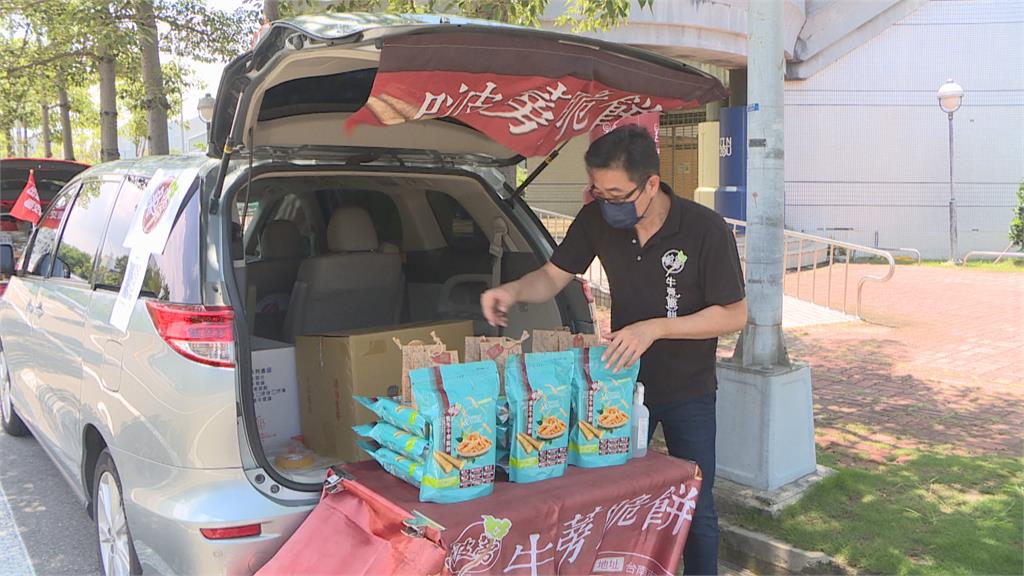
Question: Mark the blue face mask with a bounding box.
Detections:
[597,198,641,230]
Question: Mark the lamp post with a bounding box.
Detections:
[197,93,216,146]
[938,79,964,264]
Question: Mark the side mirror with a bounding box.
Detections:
[0,244,14,277]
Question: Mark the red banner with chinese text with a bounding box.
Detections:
[346,71,694,159]
[340,451,702,576]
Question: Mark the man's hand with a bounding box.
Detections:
[602,319,663,373]
[481,285,517,327]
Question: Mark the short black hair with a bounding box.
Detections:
[584,125,660,187]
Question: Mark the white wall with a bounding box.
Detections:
[784,0,1024,258]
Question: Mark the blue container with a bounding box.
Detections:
[715,186,747,221]
[715,106,747,220]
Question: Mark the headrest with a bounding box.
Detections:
[259,220,304,259]
[327,207,379,252]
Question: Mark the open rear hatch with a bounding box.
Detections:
[220,13,727,493]
[209,12,726,166]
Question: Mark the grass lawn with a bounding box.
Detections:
[917,259,1024,272]
[727,450,1024,575]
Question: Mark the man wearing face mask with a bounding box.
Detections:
[481,125,747,575]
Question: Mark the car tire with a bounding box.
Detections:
[93,449,142,576]
[0,348,29,437]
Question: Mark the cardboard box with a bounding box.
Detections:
[296,320,474,462]
[251,341,301,447]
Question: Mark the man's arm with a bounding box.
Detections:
[602,299,747,372]
[481,262,575,327]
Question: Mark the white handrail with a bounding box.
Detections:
[722,219,897,319]
[963,250,1024,264]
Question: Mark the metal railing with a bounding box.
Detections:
[534,207,903,320]
[724,218,896,319]
[964,250,1024,264]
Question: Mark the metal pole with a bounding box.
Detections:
[947,112,959,263]
[733,0,788,368]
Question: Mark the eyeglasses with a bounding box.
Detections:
[587,183,642,205]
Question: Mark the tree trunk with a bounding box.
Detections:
[263,0,280,21]
[138,0,169,156]
[5,128,14,157]
[57,84,75,160]
[41,102,53,158]
[98,47,120,162]
[19,123,29,156]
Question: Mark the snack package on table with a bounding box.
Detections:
[394,332,459,405]
[353,421,431,463]
[358,441,425,487]
[410,361,500,503]
[505,351,574,483]
[464,331,529,393]
[569,346,640,468]
[355,396,428,437]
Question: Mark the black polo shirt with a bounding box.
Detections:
[550,184,745,405]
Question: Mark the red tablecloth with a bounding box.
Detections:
[343,452,701,576]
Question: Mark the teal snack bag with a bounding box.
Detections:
[505,351,574,483]
[568,346,640,468]
[354,396,428,437]
[411,361,499,503]
[358,441,424,487]
[353,421,430,463]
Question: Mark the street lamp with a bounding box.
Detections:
[937,79,964,263]
[197,93,216,142]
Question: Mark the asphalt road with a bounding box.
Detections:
[0,426,101,576]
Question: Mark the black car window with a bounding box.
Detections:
[425,190,490,254]
[94,174,201,303]
[23,183,79,276]
[52,179,122,282]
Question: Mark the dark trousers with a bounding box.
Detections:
[648,392,718,576]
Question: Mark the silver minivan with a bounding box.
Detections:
[0,13,723,576]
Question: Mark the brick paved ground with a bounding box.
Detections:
[603,264,1024,461]
[739,264,1023,461]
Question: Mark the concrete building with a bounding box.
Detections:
[526,0,1023,259]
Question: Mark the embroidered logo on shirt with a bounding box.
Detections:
[662,249,687,318]
[662,249,687,276]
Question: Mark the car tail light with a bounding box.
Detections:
[146,302,235,368]
[200,524,261,540]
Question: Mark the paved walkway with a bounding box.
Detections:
[724,264,1023,461]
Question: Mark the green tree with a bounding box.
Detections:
[268,0,654,32]
[1010,180,1024,249]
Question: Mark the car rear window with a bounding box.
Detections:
[258,68,377,122]
[94,175,201,303]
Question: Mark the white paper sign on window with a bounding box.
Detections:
[109,248,151,332]
[123,167,200,254]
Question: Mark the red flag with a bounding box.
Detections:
[10,169,42,225]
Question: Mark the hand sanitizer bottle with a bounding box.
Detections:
[631,382,649,458]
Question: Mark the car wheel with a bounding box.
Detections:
[93,449,142,576]
[0,348,29,437]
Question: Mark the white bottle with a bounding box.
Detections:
[631,382,649,458]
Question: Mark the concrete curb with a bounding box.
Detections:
[719,521,854,575]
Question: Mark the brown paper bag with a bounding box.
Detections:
[396,332,459,405]
[560,331,601,350]
[465,331,530,393]
[532,328,569,353]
